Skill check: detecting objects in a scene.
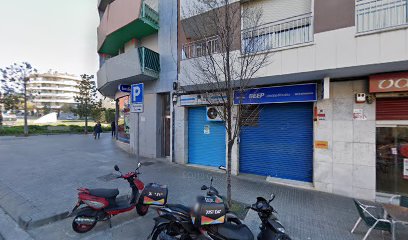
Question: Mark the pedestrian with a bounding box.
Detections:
[93,121,102,139]
[111,121,116,138]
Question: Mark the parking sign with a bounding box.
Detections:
[131,83,144,112]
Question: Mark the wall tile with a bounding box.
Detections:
[353,143,376,167]
[352,165,376,190]
[333,142,353,164]
[333,121,353,142]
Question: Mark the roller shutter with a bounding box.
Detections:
[377,98,408,120]
[188,107,226,167]
[240,102,314,182]
[243,0,312,28]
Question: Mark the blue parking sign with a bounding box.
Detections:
[131,83,144,104]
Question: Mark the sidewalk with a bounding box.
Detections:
[0,134,396,239]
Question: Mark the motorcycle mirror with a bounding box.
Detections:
[114,165,120,171]
[269,194,276,202]
[201,185,208,190]
[137,162,141,168]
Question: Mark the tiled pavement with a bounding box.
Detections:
[0,134,406,239]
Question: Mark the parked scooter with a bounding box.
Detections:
[69,163,149,233]
[247,195,291,240]
[148,178,253,240]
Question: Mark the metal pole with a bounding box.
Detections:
[137,112,140,162]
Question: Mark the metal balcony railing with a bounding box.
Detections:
[141,1,160,29]
[182,36,220,60]
[356,0,408,33]
[242,13,313,54]
[138,47,160,76]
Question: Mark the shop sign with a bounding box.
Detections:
[404,159,408,180]
[180,94,225,106]
[315,141,329,149]
[317,109,326,121]
[369,72,408,93]
[118,84,131,93]
[234,83,317,105]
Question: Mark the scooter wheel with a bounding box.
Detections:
[72,214,97,233]
[136,201,149,216]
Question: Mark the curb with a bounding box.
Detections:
[0,180,70,231]
[0,208,34,240]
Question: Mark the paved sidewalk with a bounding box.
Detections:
[0,134,401,239]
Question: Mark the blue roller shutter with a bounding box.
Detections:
[240,102,313,182]
[188,107,226,167]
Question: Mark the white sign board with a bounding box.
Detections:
[404,159,408,180]
[353,109,367,120]
[130,103,143,113]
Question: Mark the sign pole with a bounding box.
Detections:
[137,112,140,162]
[131,83,144,163]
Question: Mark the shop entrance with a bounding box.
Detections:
[376,126,408,195]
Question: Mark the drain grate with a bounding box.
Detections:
[97,173,118,182]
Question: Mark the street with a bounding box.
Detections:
[0,134,399,239]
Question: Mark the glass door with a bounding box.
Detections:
[376,126,408,195]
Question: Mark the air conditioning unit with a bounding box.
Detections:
[206,106,223,122]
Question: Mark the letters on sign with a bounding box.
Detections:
[370,72,408,93]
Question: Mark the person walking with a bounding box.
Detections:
[93,121,102,139]
[111,121,116,138]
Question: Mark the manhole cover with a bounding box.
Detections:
[97,173,118,182]
[141,162,155,166]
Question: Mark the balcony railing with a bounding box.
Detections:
[138,47,160,76]
[182,36,219,60]
[141,2,159,28]
[356,0,408,33]
[242,13,313,54]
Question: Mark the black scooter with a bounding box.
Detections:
[148,178,252,240]
[247,195,291,240]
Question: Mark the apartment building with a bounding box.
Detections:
[27,71,81,110]
[96,0,177,158]
[175,0,408,200]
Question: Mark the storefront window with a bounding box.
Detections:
[376,126,408,195]
[118,96,130,143]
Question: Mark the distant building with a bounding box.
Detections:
[27,71,81,111]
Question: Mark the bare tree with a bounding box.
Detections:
[0,62,38,136]
[179,0,271,205]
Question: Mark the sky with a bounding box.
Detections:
[0,0,100,76]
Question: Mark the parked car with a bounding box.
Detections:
[2,113,17,121]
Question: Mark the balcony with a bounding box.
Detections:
[97,47,160,97]
[182,36,219,60]
[356,0,408,34]
[242,13,313,54]
[98,0,159,55]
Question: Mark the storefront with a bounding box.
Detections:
[117,95,130,143]
[371,72,408,196]
[180,95,226,168]
[236,83,317,182]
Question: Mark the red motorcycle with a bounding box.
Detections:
[69,163,149,233]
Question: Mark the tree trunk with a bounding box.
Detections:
[23,80,28,136]
[85,115,88,134]
[227,138,233,207]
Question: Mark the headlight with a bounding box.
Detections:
[277,227,285,233]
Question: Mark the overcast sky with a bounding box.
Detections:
[0,0,99,76]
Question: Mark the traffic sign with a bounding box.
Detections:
[131,83,144,104]
[118,84,131,93]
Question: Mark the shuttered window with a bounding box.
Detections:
[377,98,408,120]
[243,0,312,28]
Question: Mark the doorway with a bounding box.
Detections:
[161,93,171,157]
[376,126,408,195]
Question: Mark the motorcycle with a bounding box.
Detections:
[148,178,253,240]
[247,195,291,240]
[69,163,149,233]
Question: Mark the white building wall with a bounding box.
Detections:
[314,80,376,200]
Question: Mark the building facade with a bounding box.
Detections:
[174,0,408,200]
[27,71,81,110]
[96,0,177,158]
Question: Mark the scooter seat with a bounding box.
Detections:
[88,188,119,198]
[166,204,191,214]
[217,223,254,240]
